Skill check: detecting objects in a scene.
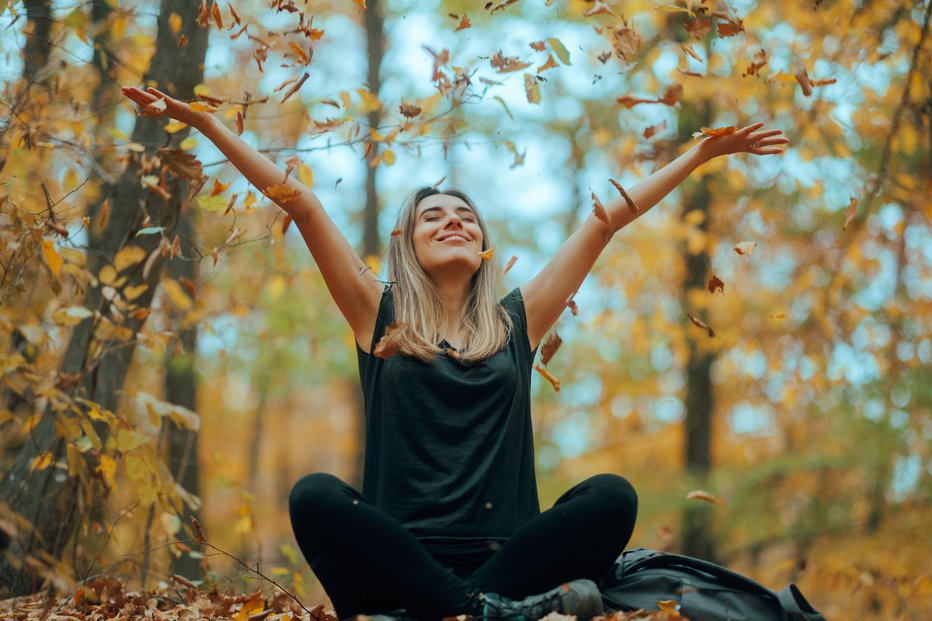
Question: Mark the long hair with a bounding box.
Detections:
[385,187,513,364]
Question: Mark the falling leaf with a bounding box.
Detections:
[40,239,63,276]
[681,44,703,62]
[810,77,837,87]
[565,294,578,316]
[547,38,572,65]
[687,489,727,507]
[391,229,402,237]
[686,313,716,337]
[281,72,310,103]
[504,255,518,273]
[491,52,532,73]
[265,184,301,203]
[282,215,293,235]
[353,0,366,10]
[743,48,768,77]
[716,16,744,37]
[210,178,231,196]
[794,66,813,97]
[584,1,613,17]
[373,322,405,359]
[455,14,471,31]
[691,125,739,139]
[643,120,668,140]
[609,178,639,213]
[707,273,725,295]
[534,364,561,392]
[158,147,205,181]
[610,24,641,61]
[288,41,310,65]
[478,247,495,260]
[488,0,520,14]
[430,176,446,190]
[399,102,422,118]
[537,55,559,73]
[683,18,712,39]
[659,83,683,106]
[540,330,563,366]
[211,1,222,30]
[146,98,167,115]
[591,189,610,224]
[530,41,546,51]
[769,312,788,319]
[169,12,182,34]
[656,600,682,615]
[30,452,54,471]
[843,197,857,230]
[733,241,758,256]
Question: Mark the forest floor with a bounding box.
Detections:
[0,576,686,621]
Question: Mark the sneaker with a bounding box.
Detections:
[473,578,604,621]
[346,613,416,621]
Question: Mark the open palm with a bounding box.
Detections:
[699,121,790,159]
[120,86,212,129]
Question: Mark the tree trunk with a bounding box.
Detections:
[678,99,717,562]
[352,0,385,491]
[22,0,53,86]
[0,0,212,596]
[164,206,203,580]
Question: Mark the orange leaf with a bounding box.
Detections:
[210,178,231,196]
[455,14,471,32]
[716,16,744,38]
[478,247,495,260]
[681,44,703,62]
[534,364,561,392]
[391,229,402,237]
[794,66,813,97]
[565,294,578,316]
[643,120,668,140]
[540,331,563,366]
[282,214,294,235]
[529,41,546,51]
[264,184,301,203]
[504,255,518,274]
[373,322,405,359]
[289,41,309,65]
[609,178,639,213]
[537,54,559,73]
[211,1,223,30]
[180,276,197,299]
[698,126,738,137]
[591,190,610,224]
[707,273,725,295]
[686,489,726,508]
[843,197,857,230]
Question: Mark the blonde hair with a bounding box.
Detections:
[385,187,513,364]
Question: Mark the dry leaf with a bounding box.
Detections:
[584,1,613,17]
[490,52,531,73]
[373,322,405,359]
[281,72,310,104]
[697,126,738,138]
[537,54,559,73]
[643,120,668,140]
[534,364,561,392]
[210,178,231,196]
[686,489,726,507]
[684,17,712,39]
[540,331,563,366]
[399,102,422,118]
[504,255,518,274]
[264,184,301,203]
[681,44,703,62]
[391,229,402,237]
[478,247,495,260]
[743,48,768,77]
[530,41,546,51]
[794,66,813,97]
[455,14,471,31]
[707,274,725,295]
[591,189,610,224]
[609,178,639,213]
[733,241,758,256]
[686,313,715,338]
[611,25,641,61]
[282,214,293,235]
[843,197,857,230]
[717,17,744,37]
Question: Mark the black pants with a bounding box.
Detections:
[288,473,637,621]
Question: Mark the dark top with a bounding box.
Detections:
[356,283,541,557]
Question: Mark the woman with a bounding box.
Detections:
[122,85,788,621]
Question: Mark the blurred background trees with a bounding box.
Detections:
[0,0,929,618]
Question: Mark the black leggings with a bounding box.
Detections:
[288,472,638,620]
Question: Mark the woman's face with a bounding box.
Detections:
[411,193,484,281]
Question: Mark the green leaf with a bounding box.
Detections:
[547,38,572,66]
[196,196,228,212]
[135,226,165,236]
[493,95,513,120]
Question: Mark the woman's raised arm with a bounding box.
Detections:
[121,86,383,347]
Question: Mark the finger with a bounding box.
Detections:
[739,121,765,135]
[749,129,785,140]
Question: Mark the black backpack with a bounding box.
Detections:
[599,548,827,621]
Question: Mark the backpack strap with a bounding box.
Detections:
[621,549,776,598]
[775,585,825,621]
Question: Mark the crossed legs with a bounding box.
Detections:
[288,473,637,620]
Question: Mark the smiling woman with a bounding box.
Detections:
[119,82,788,621]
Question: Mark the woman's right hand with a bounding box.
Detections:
[120,86,213,130]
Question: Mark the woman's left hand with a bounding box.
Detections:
[698,121,789,160]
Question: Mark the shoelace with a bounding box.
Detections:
[477,588,567,621]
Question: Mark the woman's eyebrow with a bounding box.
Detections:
[418,205,475,217]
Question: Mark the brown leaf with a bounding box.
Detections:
[610,25,641,62]
[707,273,725,295]
[843,197,857,230]
[609,178,639,213]
[591,189,610,224]
[282,214,293,235]
[455,14,471,32]
[534,364,561,392]
[180,277,197,300]
[659,83,683,106]
[686,313,716,338]
[686,489,726,507]
[235,111,244,135]
[399,102,422,118]
[743,48,768,77]
[537,54,559,73]
[171,574,198,590]
[681,44,703,62]
[504,255,518,274]
[157,148,205,181]
[211,1,223,30]
[683,17,712,40]
[716,16,744,37]
[565,293,578,316]
[391,228,402,237]
[584,1,613,16]
[280,72,310,104]
[491,51,532,73]
[264,184,301,203]
[373,322,405,359]
[196,0,209,27]
[733,241,757,256]
[643,120,668,140]
[529,40,546,51]
[540,330,563,366]
[794,66,813,97]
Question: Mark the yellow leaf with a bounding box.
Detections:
[125,454,147,480]
[162,278,193,310]
[382,149,396,166]
[52,306,93,326]
[169,12,182,34]
[40,239,63,276]
[60,247,85,265]
[164,120,187,134]
[298,163,314,187]
[234,514,254,536]
[30,452,54,471]
[107,127,128,141]
[114,245,147,272]
[356,88,381,112]
[193,84,210,97]
[196,195,228,212]
[123,284,149,301]
[64,168,79,190]
[180,137,198,151]
[116,430,149,452]
[98,264,116,284]
[98,454,117,490]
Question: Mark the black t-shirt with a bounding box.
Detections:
[356,284,541,557]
